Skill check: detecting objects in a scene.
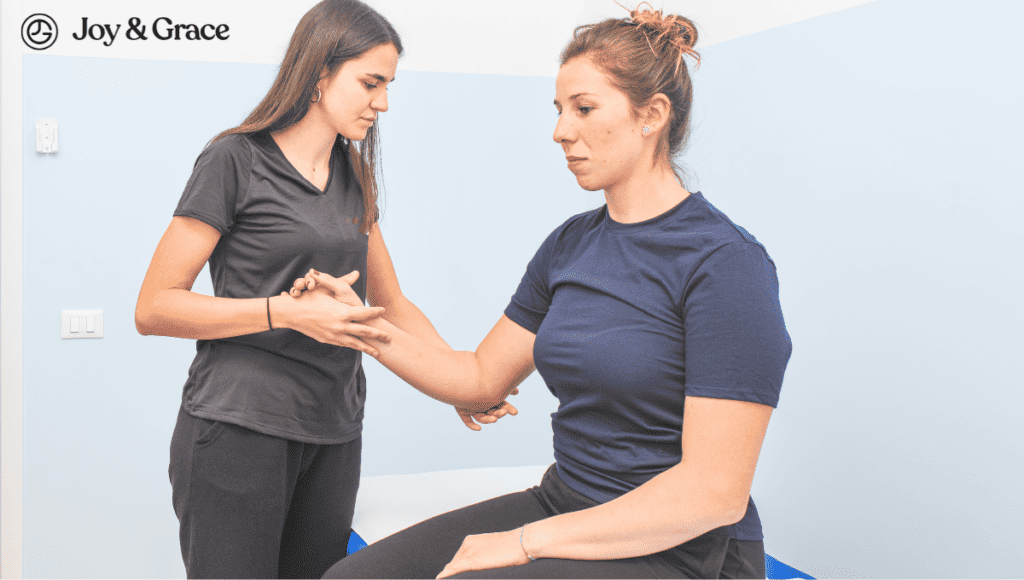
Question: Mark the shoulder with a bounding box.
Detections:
[681,192,773,261]
[194,132,255,170]
[540,206,605,250]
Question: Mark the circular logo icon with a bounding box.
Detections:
[22,13,58,51]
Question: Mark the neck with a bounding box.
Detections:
[270,108,337,172]
[604,163,690,224]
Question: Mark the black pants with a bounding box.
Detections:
[323,464,764,579]
[169,406,361,579]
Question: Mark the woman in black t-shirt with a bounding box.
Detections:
[135,1,513,577]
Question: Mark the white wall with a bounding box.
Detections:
[3,0,1022,578]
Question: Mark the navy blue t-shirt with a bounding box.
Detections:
[504,192,792,541]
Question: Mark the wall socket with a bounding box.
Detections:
[62,310,103,339]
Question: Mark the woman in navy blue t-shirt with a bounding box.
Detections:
[304,7,792,580]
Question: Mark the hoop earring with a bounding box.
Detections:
[642,125,650,134]
[311,87,322,104]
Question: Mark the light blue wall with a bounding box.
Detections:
[18,0,1024,578]
[684,1,1024,577]
[21,56,576,578]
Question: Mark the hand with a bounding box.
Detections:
[455,388,519,431]
[280,271,390,357]
[291,269,363,309]
[437,528,529,579]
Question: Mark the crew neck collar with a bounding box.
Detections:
[601,191,702,232]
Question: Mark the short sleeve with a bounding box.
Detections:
[504,230,559,334]
[173,135,252,235]
[681,242,792,407]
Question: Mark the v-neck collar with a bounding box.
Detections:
[264,132,338,195]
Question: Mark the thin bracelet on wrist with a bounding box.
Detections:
[520,524,535,562]
[266,296,273,331]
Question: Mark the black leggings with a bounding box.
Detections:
[324,464,764,579]
[169,406,361,579]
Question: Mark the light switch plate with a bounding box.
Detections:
[62,310,103,339]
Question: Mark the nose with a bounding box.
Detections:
[372,89,389,113]
[552,113,573,146]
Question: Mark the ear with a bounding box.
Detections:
[640,93,672,136]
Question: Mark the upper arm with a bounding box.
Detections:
[136,216,221,324]
[682,242,791,407]
[475,315,537,398]
[365,222,402,308]
[680,396,773,516]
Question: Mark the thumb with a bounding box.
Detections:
[339,270,360,285]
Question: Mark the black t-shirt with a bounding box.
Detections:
[173,131,369,444]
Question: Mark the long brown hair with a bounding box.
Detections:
[214,0,402,232]
[560,6,699,182]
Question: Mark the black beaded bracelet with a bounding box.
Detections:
[266,296,273,331]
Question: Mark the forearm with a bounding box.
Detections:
[136,288,276,339]
[523,463,745,561]
[136,288,316,340]
[378,294,452,351]
[364,318,505,411]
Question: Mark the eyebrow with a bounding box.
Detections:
[553,92,595,106]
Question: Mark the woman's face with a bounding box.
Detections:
[318,43,399,141]
[552,56,646,192]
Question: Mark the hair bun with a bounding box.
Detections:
[629,4,700,68]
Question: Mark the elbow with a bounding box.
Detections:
[715,486,752,527]
[135,311,150,336]
[135,302,155,336]
[454,368,506,412]
[681,478,750,529]
[720,498,749,526]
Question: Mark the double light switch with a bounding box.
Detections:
[62,310,103,338]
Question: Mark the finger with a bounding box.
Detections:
[338,336,380,358]
[339,269,360,286]
[500,403,519,416]
[347,306,386,322]
[457,409,482,431]
[345,323,391,343]
[510,388,520,396]
[472,413,497,424]
[310,271,350,295]
[486,406,508,418]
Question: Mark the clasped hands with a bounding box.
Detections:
[285,269,518,431]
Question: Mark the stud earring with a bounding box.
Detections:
[642,125,650,134]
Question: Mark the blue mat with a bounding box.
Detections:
[347,530,368,555]
[350,529,813,579]
[766,553,814,579]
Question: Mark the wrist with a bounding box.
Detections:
[267,294,292,331]
[520,523,538,563]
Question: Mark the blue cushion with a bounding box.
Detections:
[766,553,814,579]
[349,529,813,579]
[347,530,368,555]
